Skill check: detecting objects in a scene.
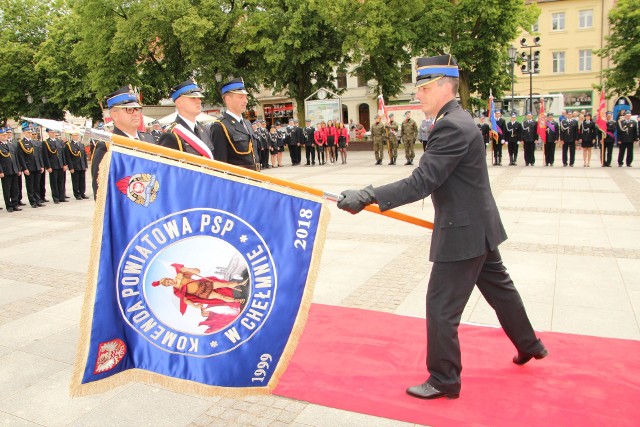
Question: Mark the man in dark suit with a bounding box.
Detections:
[210,77,259,170]
[91,85,156,200]
[492,109,507,166]
[505,112,523,165]
[521,112,537,166]
[559,113,578,167]
[66,131,89,199]
[150,120,163,143]
[303,119,316,166]
[43,128,68,203]
[544,112,559,166]
[158,79,213,159]
[17,127,45,207]
[601,112,616,167]
[617,111,638,167]
[0,127,22,211]
[337,54,546,400]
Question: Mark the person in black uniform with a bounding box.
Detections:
[210,77,259,170]
[617,111,638,167]
[257,120,270,169]
[150,120,163,143]
[303,119,316,166]
[158,79,213,158]
[559,114,578,167]
[505,112,523,166]
[43,128,68,203]
[337,54,546,400]
[601,112,616,167]
[544,112,559,166]
[0,127,22,211]
[477,115,490,155]
[579,113,596,167]
[17,126,45,207]
[66,131,89,199]
[521,112,537,166]
[92,85,156,199]
[493,110,507,166]
[290,119,303,166]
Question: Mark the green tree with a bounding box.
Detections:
[597,0,640,97]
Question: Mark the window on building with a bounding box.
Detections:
[552,12,565,31]
[336,71,347,89]
[579,50,592,72]
[552,52,565,73]
[401,64,412,84]
[356,71,367,87]
[579,10,593,28]
[531,19,539,33]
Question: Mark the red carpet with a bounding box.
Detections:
[274,304,640,426]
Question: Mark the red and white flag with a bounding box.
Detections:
[377,94,388,121]
[537,97,546,144]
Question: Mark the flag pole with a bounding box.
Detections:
[89,129,434,230]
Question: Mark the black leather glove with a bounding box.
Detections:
[337,185,376,214]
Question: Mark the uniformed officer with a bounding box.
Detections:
[617,111,638,167]
[400,110,418,165]
[370,116,385,165]
[66,130,89,199]
[92,85,155,199]
[386,113,399,165]
[289,119,303,166]
[158,79,214,158]
[477,115,490,155]
[505,112,523,166]
[303,119,316,166]
[601,112,616,167]
[43,128,68,203]
[210,78,259,170]
[0,127,22,211]
[17,126,45,207]
[150,120,163,143]
[521,112,537,166]
[544,112,559,166]
[559,112,579,167]
[492,110,507,166]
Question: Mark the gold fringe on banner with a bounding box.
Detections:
[69,146,330,398]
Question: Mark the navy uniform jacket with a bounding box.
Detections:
[559,119,578,143]
[603,120,616,143]
[150,129,163,143]
[579,121,597,144]
[477,123,490,145]
[0,141,20,175]
[65,140,88,171]
[374,100,507,263]
[43,138,66,169]
[210,112,258,170]
[496,117,507,142]
[617,119,638,144]
[91,127,155,198]
[17,137,44,172]
[158,115,213,157]
[546,120,559,143]
[505,120,523,142]
[521,119,538,142]
[303,126,315,146]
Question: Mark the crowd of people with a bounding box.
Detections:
[477,108,638,168]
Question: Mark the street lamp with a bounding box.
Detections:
[507,46,518,114]
[519,37,541,114]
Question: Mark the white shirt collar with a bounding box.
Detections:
[178,115,196,132]
[226,111,243,123]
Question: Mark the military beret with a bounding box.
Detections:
[170,79,204,102]
[511,112,517,117]
[389,113,394,117]
[220,77,248,95]
[405,111,411,115]
[415,54,459,88]
[106,85,141,109]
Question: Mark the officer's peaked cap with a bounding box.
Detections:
[170,79,204,101]
[106,85,141,109]
[220,77,249,95]
[415,54,459,88]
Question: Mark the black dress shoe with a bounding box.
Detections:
[53,199,59,204]
[18,202,26,206]
[31,204,38,208]
[59,199,69,202]
[37,203,45,207]
[13,206,22,211]
[406,381,459,400]
[7,207,14,212]
[513,348,548,365]
[75,196,82,200]
[81,195,89,199]
[42,198,50,202]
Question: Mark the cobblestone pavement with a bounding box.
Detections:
[1,149,639,426]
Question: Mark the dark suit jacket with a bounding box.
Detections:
[210,112,258,170]
[158,115,213,157]
[373,100,507,263]
[17,137,44,172]
[43,138,66,169]
[66,140,88,171]
[0,141,20,175]
[91,127,155,199]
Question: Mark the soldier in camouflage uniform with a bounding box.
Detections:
[386,113,399,165]
[400,111,418,165]
[370,116,386,165]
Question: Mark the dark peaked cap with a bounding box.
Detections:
[415,54,459,88]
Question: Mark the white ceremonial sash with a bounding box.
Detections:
[173,124,213,159]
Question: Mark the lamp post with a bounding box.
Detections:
[507,46,517,114]
[519,37,541,114]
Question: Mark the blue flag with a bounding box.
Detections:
[71,146,328,396]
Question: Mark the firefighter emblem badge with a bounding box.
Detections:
[116,174,160,207]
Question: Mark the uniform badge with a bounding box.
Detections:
[94,338,126,374]
[116,173,160,207]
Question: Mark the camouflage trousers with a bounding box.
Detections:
[403,139,415,162]
[387,140,398,159]
[373,139,385,161]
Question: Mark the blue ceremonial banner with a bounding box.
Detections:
[71,146,328,396]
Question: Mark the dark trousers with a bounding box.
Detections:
[544,142,556,165]
[492,142,503,164]
[71,169,86,198]
[562,141,576,166]
[259,149,269,169]
[39,169,47,199]
[49,168,65,201]
[603,141,614,166]
[316,145,325,164]
[425,248,543,394]
[305,145,315,165]
[24,170,42,205]
[1,173,20,209]
[523,141,536,165]
[618,143,634,166]
[507,141,519,163]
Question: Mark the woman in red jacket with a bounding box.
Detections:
[314,121,327,165]
[336,121,350,164]
[326,120,338,164]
